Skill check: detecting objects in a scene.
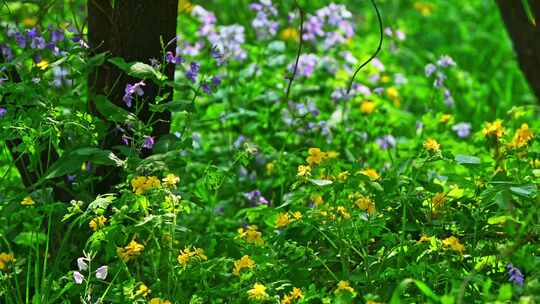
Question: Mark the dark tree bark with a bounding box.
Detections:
[88,0,178,193]
[496,1,540,101]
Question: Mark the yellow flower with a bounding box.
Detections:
[178,0,193,13]
[355,196,376,214]
[117,240,145,262]
[233,255,255,276]
[326,150,339,159]
[20,196,34,206]
[360,101,376,114]
[335,280,355,294]
[297,165,311,177]
[423,138,441,153]
[414,2,435,16]
[417,235,433,244]
[359,168,380,180]
[291,211,302,220]
[336,206,351,219]
[442,236,465,254]
[336,171,350,182]
[23,17,37,27]
[311,194,324,207]
[266,161,275,175]
[89,215,107,231]
[248,283,269,301]
[177,246,207,267]
[135,283,151,298]
[0,252,15,271]
[431,192,447,210]
[276,212,292,228]
[386,86,400,106]
[149,298,172,304]
[307,148,327,165]
[280,27,299,41]
[440,114,453,124]
[237,225,264,245]
[281,287,303,304]
[482,120,504,139]
[131,176,161,195]
[510,123,534,148]
[36,60,49,70]
[381,75,391,83]
[162,174,180,188]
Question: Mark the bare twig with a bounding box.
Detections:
[347,0,384,95]
[284,0,305,102]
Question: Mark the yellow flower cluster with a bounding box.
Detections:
[280,27,299,41]
[247,283,269,301]
[149,298,171,304]
[177,246,207,268]
[117,240,145,262]
[306,148,338,166]
[336,206,351,219]
[297,165,311,177]
[482,120,504,139]
[237,225,264,245]
[89,215,107,231]
[281,287,303,304]
[131,176,161,195]
[20,196,34,206]
[358,168,380,181]
[350,193,376,214]
[510,123,534,149]
[0,252,14,271]
[442,236,465,254]
[135,283,151,298]
[36,60,49,70]
[162,174,180,188]
[386,86,400,107]
[360,101,376,114]
[335,280,355,294]
[311,194,324,207]
[276,211,302,228]
[233,255,255,276]
[423,138,441,153]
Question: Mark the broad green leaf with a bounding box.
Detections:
[93,95,139,124]
[14,232,47,247]
[510,184,537,198]
[108,57,165,82]
[309,179,333,186]
[44,147,124,180]
[455,154,481,165]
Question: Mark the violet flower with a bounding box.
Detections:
[452,122,472,138]
[122,80,145,108]
[143,136,154,149]
[95,266,108,280]
[506,263,524,287]
[73,271,84,284]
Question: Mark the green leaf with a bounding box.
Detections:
[390,279,440,304]
[93,95,139,124]
[455,154,481,165]
[510,184,537,198]
[44,147,124,180]
[109,57,166,82]
[150,99,193,112]
[14,232,47,247]
[309,179,333,186]
[487,215,512,225]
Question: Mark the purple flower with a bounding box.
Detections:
[95,266,108,280]
[452,122,472,138]
[186,62,200,83]
[122,80,146,108]
[211,46,224,64]
[506,263,524,287]
[67,175,76,183]
[85,162,91,173]
[121,135,130,145]
[0,108,7,118]
[143,136,154,149]
[443,89,454,107]
[234,135,247,148]
[243,190,269,206]
[50,29,65,43]
[15,32,27,48]
[437,55,456,68]
[434,74,446,88]
[375,135,397,150]
[207,24,246,61]
[26,28,39,39]
[291,54,318,77]
[165,51,184,64]
[250,0,279,39]
[31,36,46,49]
[201,82,212,94]
[52,67,71,87]
[0,44,13,61]
[211,76,221,87]
[425,64,437,77]
[73,271,84,284]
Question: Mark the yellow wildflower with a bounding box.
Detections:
[149,298,172,304]
[381,75,391,83]
[237,225,264,245]
[20,196,34,206]
[423,138,441,153]
[359,168,380,180]
[291,211,302,220]
[335,280,355,294]
[431,192,447,210]
[131,176,161,195]
[337,171,350,182]
[311,194,324,207]
[281,287,303,304]
[23,17,37,27]
[177,246,207,267]
[233,255,255,276]
[417,235,433,244]
[280,27,299,41]
[307,148,327,165]
[414,2,435,16]
[297,165,311,177]
[162,174,180,188]
[89,215,107,231]
[510,123,534,149]
[336,206,351,219]
[36,60,49,70]
[135,283,150,298]
[440,114,452,124]
[326,151,339,159]
[248,283,269,301]
[355,196,376,214]
[360,101,376,114]
[276,212,292,228]
[266,161,275,175]
[0,252,15,271]
[442,236,465,253]
[117,240,145,262]
[179,0,193,13]
[482,120,504,139]
[386,86,400,106]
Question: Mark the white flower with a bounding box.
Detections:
[77,257,88,271]
[95,266,108,280]
[73,271,84,284]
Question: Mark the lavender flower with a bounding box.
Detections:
[73,271,84,284]
[506,263,524,287]
[302,3,354,49]
[375,135,397,150]
[291,54,318,77]
[0,44,13,61]
[209,25,246,61]
[186,61,200,83]
[243,190,269,206]
[15,32,27,48]
[437,55,456,67]
[425,64,437,77]
[95,266,108,280]
[31,36,46,49]
[234,135,247,148]
[452,122,471,138]
[143,136,154,149]
[52,67,71,87]
[50,28,65,43]
[122,80,145,108]
[0,108,7,118]
[77,257,88,271]
[26,28,39,39]
[250,0,279,39]
[166,51,184,64]
[201,82,212,94]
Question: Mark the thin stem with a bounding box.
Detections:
[284,0,305,102]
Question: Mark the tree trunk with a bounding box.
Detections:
[496,0,540,101]
[88,0,178,193]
